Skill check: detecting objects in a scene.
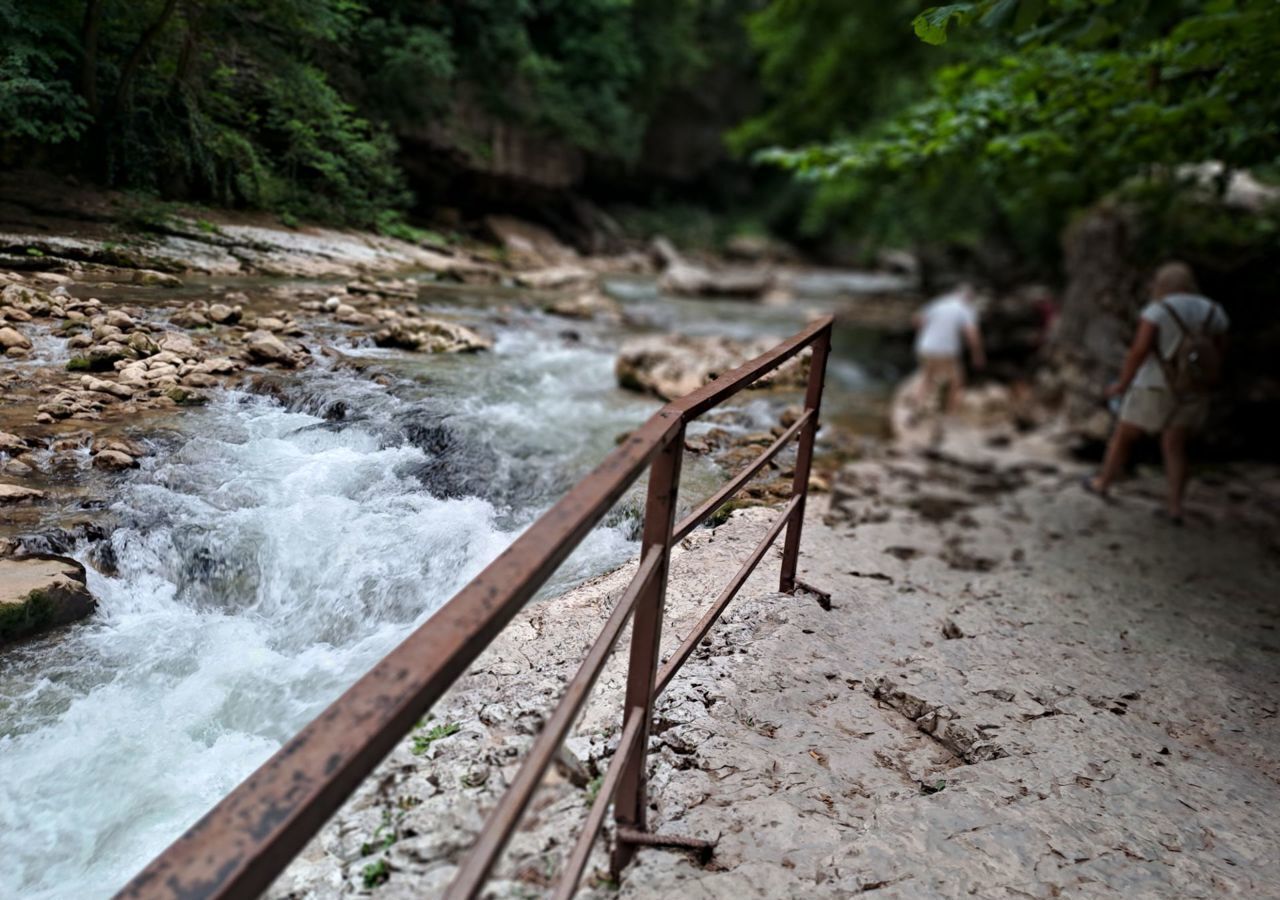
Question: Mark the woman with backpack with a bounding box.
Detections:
[1083,261,1229,524]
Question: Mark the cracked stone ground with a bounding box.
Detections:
[271,434,1280,900]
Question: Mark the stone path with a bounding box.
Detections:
[272,435,1280,899]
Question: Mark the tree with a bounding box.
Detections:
[760,0,1280,263]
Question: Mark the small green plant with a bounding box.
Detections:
[25,247,44,257]
[920,780,946,796]
[65,357,92,371]
[361,858,389,889]
[196,218,220,234]
[279,211,300,229]
[411,721,460,755]
[585,775,604,803]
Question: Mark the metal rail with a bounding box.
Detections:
[117,314,833,900]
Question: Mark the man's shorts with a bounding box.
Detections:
[919,355,962,385]
[1119,387,1209,433]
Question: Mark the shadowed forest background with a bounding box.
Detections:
[5,0,1277,272]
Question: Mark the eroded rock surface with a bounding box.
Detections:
[0,555,96,643]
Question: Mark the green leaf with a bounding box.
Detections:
[913,5,976,45]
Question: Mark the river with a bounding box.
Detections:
[0,276,903,898]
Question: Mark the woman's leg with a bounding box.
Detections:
[1091,421,1144,493]
[1160,426,1191,517]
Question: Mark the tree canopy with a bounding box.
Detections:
[0,0,714,227]
[759,0,1280,263]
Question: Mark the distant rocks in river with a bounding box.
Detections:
[616,333,809,401]
[652,237,775,299]
[374,319,492,354]
[0,555,96,644]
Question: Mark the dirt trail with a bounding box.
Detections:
[270,426,1280,899]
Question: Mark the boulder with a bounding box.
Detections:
[374,319,492,354]
[0,555,96,643]
[484,215,578,267]
[0,432,29,454]
[0,482,44,504]
[80,375,135,399]
[515,266,596,291]
[92,449,137,470]
[245,330,298,366]
[0,326,31,351]
[546,290,623,321]
[157,332,202,359]
[130,269,183,288]
[616,334,809,401]
[207,303,241,325]
[651,237,773,299]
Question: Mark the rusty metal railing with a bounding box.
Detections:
[117,315,833,900]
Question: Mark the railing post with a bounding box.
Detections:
[779,324,831,594]
[611,416,685,874]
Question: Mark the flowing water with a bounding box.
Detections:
[0,278,900,898]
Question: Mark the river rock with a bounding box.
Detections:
[207,303,241,325]
[130,269,183,288]
[0,555,96,643]
[170,309,209,329]
[652,236,774,299]
[0,482,44,504]
[80,375,135,399]
[92,449,137,471]
[516,265,596,291]
[157,332,201,359]
[245,330,299,366]
[0,325,31,351]
[484,215,578,267]
[0,432,29,454]
[373,320,492,354]
[616,334,809,401]
[545,289,622,321]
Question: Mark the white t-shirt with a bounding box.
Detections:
[1132,293,1229,390]
[915,293,977,358]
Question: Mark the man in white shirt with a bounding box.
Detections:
[913,284,986,413]
[1084,261,1229,523]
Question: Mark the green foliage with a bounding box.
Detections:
[360,858,389,889]
[758,0,1280,264]
[0,0,89,144]
[729,0,942,154]
[411,721,460,755]
[5,0,722,223]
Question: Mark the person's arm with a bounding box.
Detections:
[964,323,986,370]
[1105,319,1158,398]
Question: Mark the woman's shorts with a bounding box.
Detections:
[1119,387,1209,433]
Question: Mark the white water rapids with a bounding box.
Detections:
[0,288,889,898]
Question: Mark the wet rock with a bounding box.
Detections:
[170,309,209,329]
[373,320,492,354]
[0,555,96,643]
[157,332,201,360]
[245,330,300,367]
[484,215,578,267]
[130,269,183,288]
[80,375,135,400]
[0,432,29,454]
[545,289,622,321]
[652,236,773,298]
[0,325,32,352]
[92,449,137,470]
[207,303,241,325]
[515,265,596,291]
[616,333,808,401]
[0,482,44,504]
